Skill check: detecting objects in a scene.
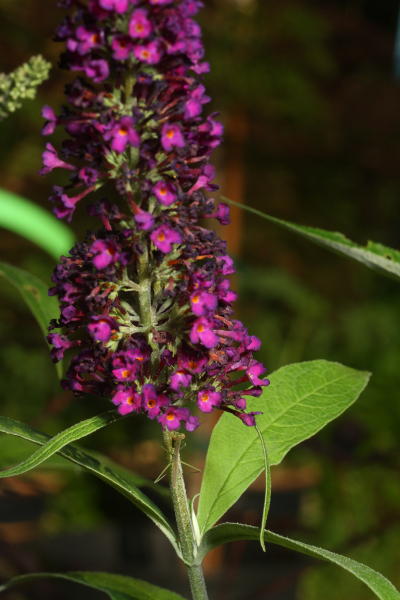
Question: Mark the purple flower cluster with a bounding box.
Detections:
[45,0,269,431]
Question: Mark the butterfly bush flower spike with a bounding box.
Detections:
[45,0,269,432]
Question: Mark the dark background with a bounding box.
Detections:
[0,1,400,598]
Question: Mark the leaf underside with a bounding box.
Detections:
[223,196,400,281]
[0,571,186,600]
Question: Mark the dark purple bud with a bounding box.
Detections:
[47,333,73,362]
[239,412,262,427]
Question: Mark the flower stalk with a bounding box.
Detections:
[45,0,269,432]
[163,430,209,600]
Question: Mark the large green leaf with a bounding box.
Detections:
[0,571,186,600]
[0,188,74,259]
[199,524,400,600]
[0,411,122,478]
[223,197,400,281]
[0,260,61,377]
[197,360,370,534]
[0,416,177,551]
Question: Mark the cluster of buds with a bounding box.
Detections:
[0,55,51,121]
[45,0,269,432]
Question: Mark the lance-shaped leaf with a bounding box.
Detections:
[198,524,400,600]
[0,260,62,377]
[223,197,400,281]
[0,411,122,478]
[0,188,74,259]
[0,416,177,551]
[197,361,370,534]
[0,416,166,493]
[0,571,186,600]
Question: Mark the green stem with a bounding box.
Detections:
[137,245,154,330]
[124,73,136,103]
[163,430,209,600]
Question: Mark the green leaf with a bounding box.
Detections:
[0,416,177,551]
[0,435,70,470]
[0,188,74,259]
[0,261,58,338]
[197,360,370,534]
[222,196,400,281]
[0,260,61,377]
[0,411,121,478]
[0,571,186,600]
[198,524,400,600]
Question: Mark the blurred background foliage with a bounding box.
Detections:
[0,0,399,599]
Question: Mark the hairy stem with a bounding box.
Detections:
[137,245,154,329]
[163,430,209,600]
